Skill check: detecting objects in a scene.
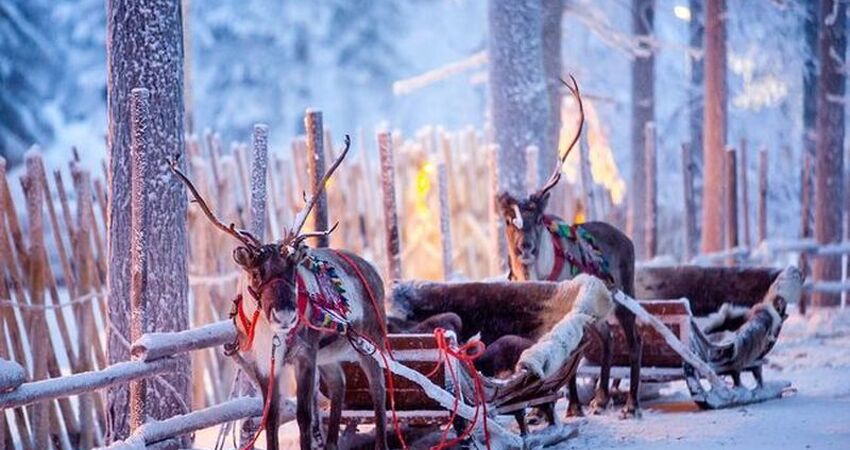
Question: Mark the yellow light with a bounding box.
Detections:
[674,5,691,21]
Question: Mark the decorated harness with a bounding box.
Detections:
[541,216,615,286]
[226,254,353,355]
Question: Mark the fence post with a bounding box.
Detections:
[725,148,738,265]
[305,110,329,248]
[644,122,657,259]
[682,143,697,262]
[21,152,49,448]
[378,130,403,281]
[488,144,508,276]
[128,87,190,441]
[758,148,768,243]
[250,124,269,240]
[799,153,812,315]
[437,159,454,279]
[740,138,750,247]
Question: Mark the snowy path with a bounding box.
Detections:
[195,309,850,449]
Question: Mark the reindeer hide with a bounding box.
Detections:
[517,275,613,378]
[389,278,591,343]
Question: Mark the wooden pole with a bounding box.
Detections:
[378,130,403,281]
[20,152,50,448]
[305,110,329,248]
[725,148,738,265]
[579,136,594,222]
[682,143,697,262]
[487,144,507,276]
[758,148,768,243]
[128,87,190,439]
[70,164,97,448]
[129,88,152,432]
[644,122,657,259]
[740,138,751,247]
[437,160,454,279]
[250,124,269,240]
[800,153,813,315]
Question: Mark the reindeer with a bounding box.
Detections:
[169,136,390,450]
[496,76,642,418]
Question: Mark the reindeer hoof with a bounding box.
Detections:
[565,404,584,418]
[588,396,609,415]
[619,405,641,419]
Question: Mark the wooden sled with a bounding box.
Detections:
[580,265,799,409]
[326,275,613,448]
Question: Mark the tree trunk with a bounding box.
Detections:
[802,0,819,247]
[689,0,704,240]
[106,0,189,442]
[813,0,847,308]
[700,0,727,253]
[630,0,655,260]
[488,0,549,197]
[540,0,564,184]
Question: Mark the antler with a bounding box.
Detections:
[168,155,262,250]
[537,75,585,197]
[285,134,351,244]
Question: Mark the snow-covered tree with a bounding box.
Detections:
[0,0,59,163]
[813,0,846,308]
[630,0,655,259]
[106,0,189,442]
[488,0,550,197]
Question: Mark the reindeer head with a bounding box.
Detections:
[170,135,350,334]
[498,76,584,280]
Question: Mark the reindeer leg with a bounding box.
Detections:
[565,375,584,418]
[589,322,612,414]
[264,380,281,450]
[319,364,346,450]
[295,350,318,450]
[752,366,764,388]
[616,306,642,419]
[357,353,387,450]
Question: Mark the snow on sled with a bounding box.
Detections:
[580,265,801,409]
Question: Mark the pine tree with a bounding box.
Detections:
[0,0,59,162]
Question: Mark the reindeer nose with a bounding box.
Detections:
[520,241,534,251]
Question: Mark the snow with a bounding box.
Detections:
[189,307,850,449]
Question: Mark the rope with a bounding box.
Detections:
[188,271,242,286]
[331,250,408,449]
[427,328,491,450]
[0,291,104,310]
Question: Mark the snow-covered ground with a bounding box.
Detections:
[195,307,850,449]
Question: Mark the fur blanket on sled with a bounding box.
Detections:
[516,274,614,379]
[692,266,803,373]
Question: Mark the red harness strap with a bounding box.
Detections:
[544,219,567,281]
[234,294,262,352]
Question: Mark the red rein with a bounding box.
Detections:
[427,328,491,450]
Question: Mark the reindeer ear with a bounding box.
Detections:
[533,191,551,211]
[496,192,514,213]
[233,246,254,267]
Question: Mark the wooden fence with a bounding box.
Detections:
[0,112,842,449]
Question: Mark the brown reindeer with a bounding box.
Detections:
[496,76,642,418]
[170,136,389,450]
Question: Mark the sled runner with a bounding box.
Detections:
[580,265,801,409]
